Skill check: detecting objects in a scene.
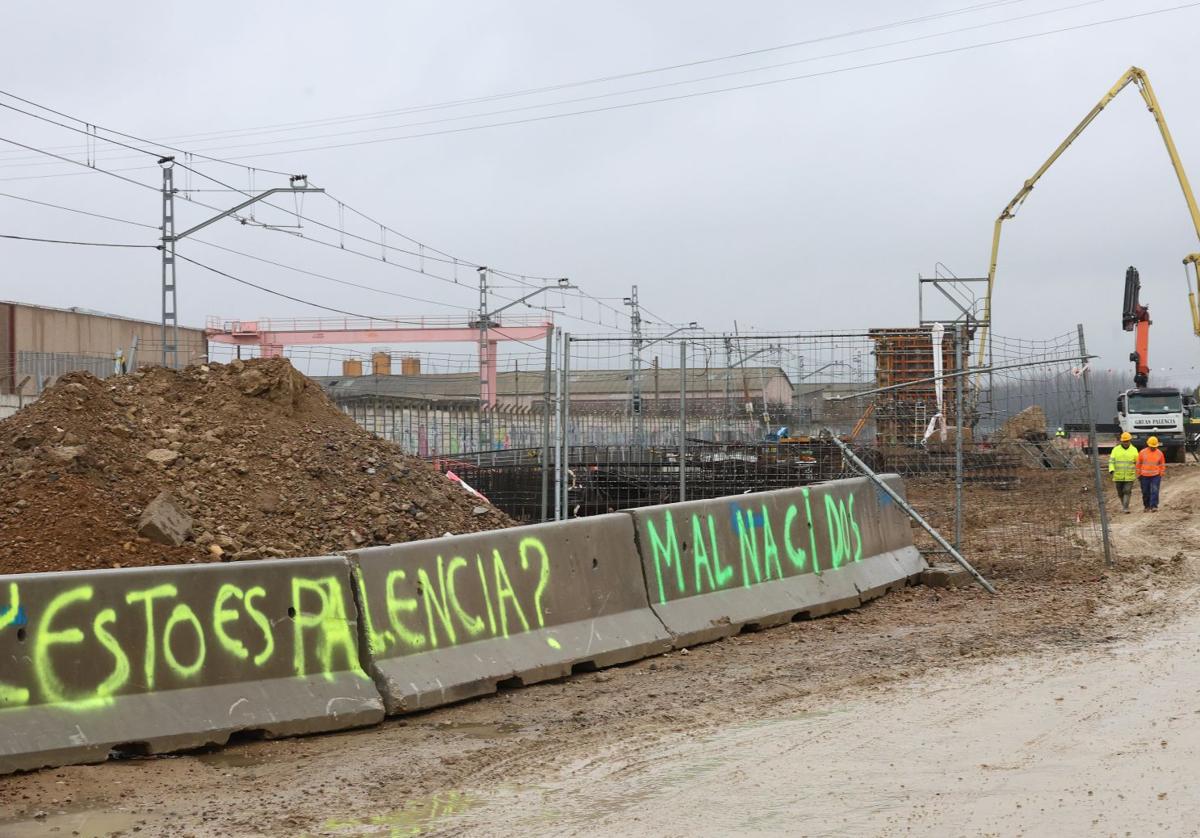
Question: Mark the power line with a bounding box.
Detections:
[0,233,156,248]
[0,190,157,229]
[212,2,1200,159]
[0,88,294,177]
[0,0,1031,161]
[0,0,1188,182]
[0,133,159,193]
[188,237,474,310]
[0,0,1091,170]
[0,130,590,321]
[174,253,401,320]
[0,97,629,331]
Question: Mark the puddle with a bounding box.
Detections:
[319,790,475,836]
[427,720,522,739]
[0,807,140,837]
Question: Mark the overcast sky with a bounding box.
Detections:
[2,0,1199,382]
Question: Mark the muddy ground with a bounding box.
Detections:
[0,466,1196,836]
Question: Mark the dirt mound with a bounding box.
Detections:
[998,405,1048,442]
[0,358,511,575]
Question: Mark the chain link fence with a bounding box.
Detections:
[6,322,1110,573]
[426,325,1111,576]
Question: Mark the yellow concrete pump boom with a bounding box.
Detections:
[976,66,1200,368]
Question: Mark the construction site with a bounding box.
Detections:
[3,4,1200,836]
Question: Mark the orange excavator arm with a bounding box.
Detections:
[1123,266,1151,387]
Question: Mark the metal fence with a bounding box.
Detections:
[431,324,1111,572]
[2,321,1112,573]
[0,339,210,397]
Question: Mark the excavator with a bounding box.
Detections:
[974,67,1200,378]
[1117,266,1187,462]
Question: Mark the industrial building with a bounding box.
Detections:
[0,300,207,401]
[317,364,795,412]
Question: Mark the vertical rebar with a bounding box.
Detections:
[1078,323,1114,567]
[679,338,687,502]
[541,326,553,522]
[955,324,965,550]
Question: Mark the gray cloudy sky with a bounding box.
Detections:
[1,0,1198,380]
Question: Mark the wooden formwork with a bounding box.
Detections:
[869,328,961,445]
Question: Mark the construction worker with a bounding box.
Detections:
[1136,435,1167,512]
[1055,426,1067,439]
[1108,432,1138,513]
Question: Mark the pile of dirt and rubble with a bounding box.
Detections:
[997,405,1049,441]
[0,358,511,575]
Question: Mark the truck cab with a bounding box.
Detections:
[1184,395,1200,454]
[1116,387,1187,463]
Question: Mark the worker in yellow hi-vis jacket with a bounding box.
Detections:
[1108,432,1138,514]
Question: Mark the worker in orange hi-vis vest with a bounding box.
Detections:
[1136,436,1167,512]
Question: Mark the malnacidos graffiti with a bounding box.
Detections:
[643,487,865,603]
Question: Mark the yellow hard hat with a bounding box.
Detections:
[1148,436,1160,448]
[1120,432,1132,442]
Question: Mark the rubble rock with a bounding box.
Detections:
[145,448,180,466]
[137,491,193,547]
[47,445,85,466]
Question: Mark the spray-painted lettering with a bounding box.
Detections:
[645,489,867,603]
[0,570,365,714]
[356,536,556,656]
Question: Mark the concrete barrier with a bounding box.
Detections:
[347,514,672,714]
[1,475,925,774]
[626,475,925,648]
[0,557,383,774]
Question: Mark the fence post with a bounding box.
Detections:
[1077,323,1114,567]
[560,331,571,519]
[554,330,564,521]
[541,326,553,522]
[679,338,687,502]
[955,325,965,550]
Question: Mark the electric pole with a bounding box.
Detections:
[478,266,492,449]
[158,157,323,368]
[625,285,643,449]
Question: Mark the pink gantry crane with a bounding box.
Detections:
[205,314,552,407]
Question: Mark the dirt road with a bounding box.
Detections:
[2,467,1197,837]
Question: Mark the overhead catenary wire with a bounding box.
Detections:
[174,253,410,321]
[0,190,158,229]
[1,7,1188,330]
[0,181,624,328]
[4,0,1181,169]
[0,95,573,295]
[0,0,1035,162]
[0,1,1171,181]
[188,237,475,310]
[0,127,619,328]
[0,233,156,248]
[0,0,1104,171]
[216,2,1200,161]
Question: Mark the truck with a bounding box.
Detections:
[1115,387,1187,463]
[1116,267,1187,462]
